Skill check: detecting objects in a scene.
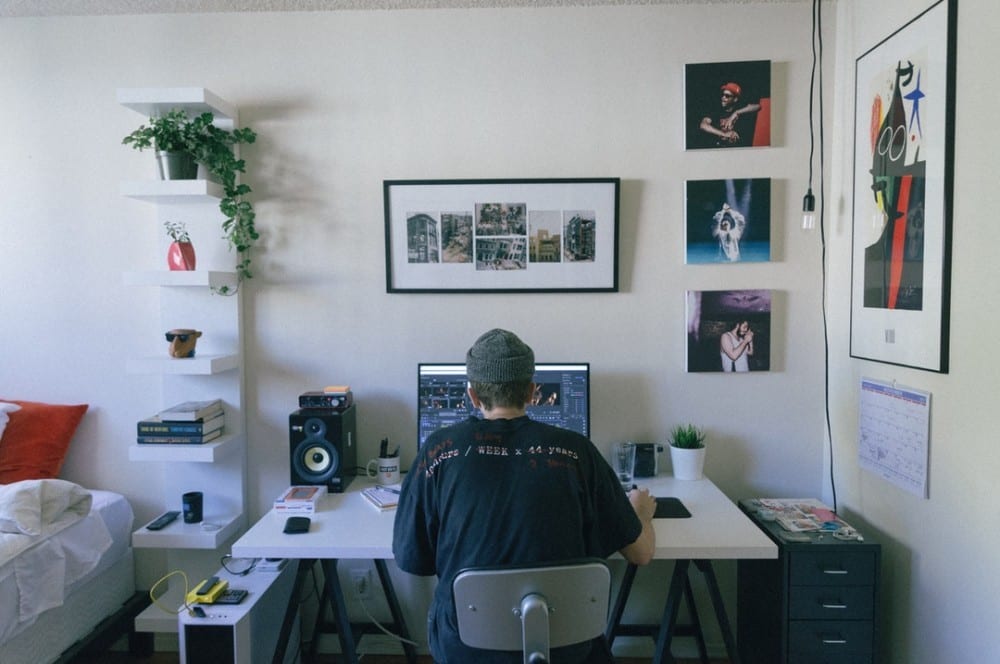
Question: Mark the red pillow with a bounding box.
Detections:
[0,400,89,484]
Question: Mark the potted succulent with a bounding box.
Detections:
[668,424,706,480]
[164,221,196,271]
[123,110,258,292]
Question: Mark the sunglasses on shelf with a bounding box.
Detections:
[165,332,191,342]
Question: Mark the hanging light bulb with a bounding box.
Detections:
[802,189,816,230]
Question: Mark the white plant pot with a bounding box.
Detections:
[669,445,706,480]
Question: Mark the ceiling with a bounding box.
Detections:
[1,0,792,18]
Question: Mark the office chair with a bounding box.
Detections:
[452,558,613,664]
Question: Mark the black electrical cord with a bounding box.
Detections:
[811,0,836,514]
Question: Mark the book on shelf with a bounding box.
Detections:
[136,428,223,445]
[274,485,327,514]
[361,484,401,511]
[137,411,224,435]
[157,399,223,422]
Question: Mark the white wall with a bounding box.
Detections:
[826,1,1000,662]
[10,1,994,661]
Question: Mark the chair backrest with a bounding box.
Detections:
[452,558,612,664]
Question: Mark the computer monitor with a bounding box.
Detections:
[417,363,591,448]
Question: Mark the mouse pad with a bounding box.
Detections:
[654,497,691,518]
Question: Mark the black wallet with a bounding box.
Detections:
[283,516,311,534]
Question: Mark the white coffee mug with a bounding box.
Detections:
[366,456,401,485]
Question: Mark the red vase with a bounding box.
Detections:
[167,241,196,270]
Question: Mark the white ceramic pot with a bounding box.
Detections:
[669,445,706,480]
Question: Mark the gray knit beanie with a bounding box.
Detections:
[466,329,535,383]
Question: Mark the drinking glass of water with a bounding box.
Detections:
[611,442,637,490]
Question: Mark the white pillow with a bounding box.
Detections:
[0,402,21,442]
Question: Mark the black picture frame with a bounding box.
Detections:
[383,178,620,293]
[850,0,957,373]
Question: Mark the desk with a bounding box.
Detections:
[233,475,776,664]
[610,475,777,664]
[232,487,414,664]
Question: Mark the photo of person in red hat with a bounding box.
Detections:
[685,60,771,149]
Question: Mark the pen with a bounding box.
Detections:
[381,487,401,494]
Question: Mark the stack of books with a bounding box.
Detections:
[274,485,326,514]
[137,399,224,444]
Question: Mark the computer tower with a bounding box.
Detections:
[179,561,300,664]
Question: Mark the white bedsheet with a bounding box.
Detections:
[0,485,130,642]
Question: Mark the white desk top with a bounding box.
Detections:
[232,474,777,561]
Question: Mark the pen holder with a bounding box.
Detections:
[366,456,401,485]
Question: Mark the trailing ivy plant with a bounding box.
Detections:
[123,109,258,294]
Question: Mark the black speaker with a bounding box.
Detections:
[289,405,357,492]
[634,443,662,478]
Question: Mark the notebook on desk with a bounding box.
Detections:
[654,497,691,518]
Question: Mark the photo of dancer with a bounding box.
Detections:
[685,178,771,264]
[686,289,771,372]
[685,60,771,150]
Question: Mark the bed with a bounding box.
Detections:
[0,399,147,664]
[0,484,142,664]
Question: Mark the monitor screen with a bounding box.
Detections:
[417,363,591,448]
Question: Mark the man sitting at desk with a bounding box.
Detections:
[393,328,656,663]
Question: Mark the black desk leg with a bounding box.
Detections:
[652,559,690,664]
[605,563,638,646]
[373,559,418,664]
[273,559,316,664]
[320,559,359,664]
[693,560,740,664]
[682,574,710,664]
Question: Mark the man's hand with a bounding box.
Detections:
[621,487,656,566]
[628,487,656,523]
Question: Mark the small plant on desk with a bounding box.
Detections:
[669,424,706,449]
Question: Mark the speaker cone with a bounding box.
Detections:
[292,440,340,483]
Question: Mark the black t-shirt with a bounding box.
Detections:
[393,415,642,663]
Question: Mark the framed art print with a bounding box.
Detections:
[384,178,619,293]
[685,59,772,150]
[685,178,771,264]
[850,0,957,372]
[686,289,772,373]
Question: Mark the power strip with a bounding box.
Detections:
[256,558,288,573]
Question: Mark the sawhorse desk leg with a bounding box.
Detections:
[373,559,419,663]
[308,559,417,664]
[273,559,317,664]
[652,560,741,664]
[606,562,708,664]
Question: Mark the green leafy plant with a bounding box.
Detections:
[669,424,706,449]
[164,220,190,243]
[123,110,258,293]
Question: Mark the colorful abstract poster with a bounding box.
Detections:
[850,0,956,372]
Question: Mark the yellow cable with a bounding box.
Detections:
[149,569,193,615]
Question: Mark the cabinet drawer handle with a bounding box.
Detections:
[822,637,848,645]
[820,601,848,609]
[821,568,849,575]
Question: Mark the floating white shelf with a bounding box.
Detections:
[117,87,237,123]
[120,179,224,203]
[129,432,243,463]
[123,270,238,290]
[135,586,183,634]
[126,354,240,375]
[132,512,245,551]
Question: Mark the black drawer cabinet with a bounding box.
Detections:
[736,500,881,664]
